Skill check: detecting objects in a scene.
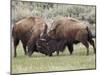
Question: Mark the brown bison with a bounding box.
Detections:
[37,17,96,56]
[12,16,47,57]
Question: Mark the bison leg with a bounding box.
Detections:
[22,44,27,55]
[45,54,48,56]
[49,53,53,57]
[81,41,89,55]
[88,39,96,54]
[56,50,59,56]
[28,45,35,57]
[67,44,73,55]
[13,38,19,57]
[27,42,36,57]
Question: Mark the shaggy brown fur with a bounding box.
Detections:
[47,17,96,55]
[12,16,47,57]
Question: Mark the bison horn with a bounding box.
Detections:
[40,39,46,41]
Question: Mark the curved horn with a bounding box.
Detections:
[40,39,46,41]
[40,24,48,37]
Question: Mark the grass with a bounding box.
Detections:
[11,42,96,74]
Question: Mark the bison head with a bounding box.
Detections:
[36,33,57,56]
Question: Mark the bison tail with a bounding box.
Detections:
[12,25,16,38]
[12,26,14,37]
[91,33,96,38]
[86,26,95,39]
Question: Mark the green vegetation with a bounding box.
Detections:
[12,42,96,74]
[11,0,96,25]
[11,0,96,33]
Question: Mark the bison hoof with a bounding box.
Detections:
[25,52,27,55]
[49,54,53,57]
[14,55,16,58]
[27,53,32,57]
[45,54,48,56]
[70,53,73,55]
[86,53,89,56]
[28,55,32,57]
[69,51,73,55]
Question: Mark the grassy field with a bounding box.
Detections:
[11,1,96,74]
[11,42,96,74]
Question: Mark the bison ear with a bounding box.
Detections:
[43,24,48,34]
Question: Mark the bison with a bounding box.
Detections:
[37,17,96,56]
[48,17,96,55]
[12,16,48,57]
